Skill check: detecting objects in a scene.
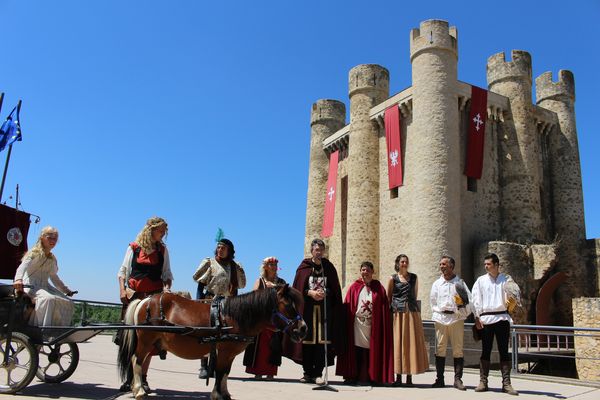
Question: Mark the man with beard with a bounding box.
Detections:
[284,239,342,385]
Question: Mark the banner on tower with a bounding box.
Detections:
[321,150,339,238]
[384,105,403,189]
[465,85,488,179]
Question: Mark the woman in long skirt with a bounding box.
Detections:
[386,254,429,386]
[243,257,285,380]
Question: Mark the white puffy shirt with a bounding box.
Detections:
[430,275,472,325]
[472,273,512,325]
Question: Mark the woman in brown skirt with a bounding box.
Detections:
[386,254,429,387]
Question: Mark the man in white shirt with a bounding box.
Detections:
[472,253,518,395]
[429,256,472,390]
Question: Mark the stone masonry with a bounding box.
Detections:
[303,19,598,322]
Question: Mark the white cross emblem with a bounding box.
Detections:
[473,113,484,131]
[389,150,399,167]
[327,186,335,201]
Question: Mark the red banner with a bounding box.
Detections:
[384,105,403,189]
[321,150,339,238]
[465,85,488,179]
[0,204,30,279]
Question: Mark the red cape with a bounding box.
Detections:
[335,279,394,384]
[282,257,343,365]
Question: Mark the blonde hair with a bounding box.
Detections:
[22,226,58,262]
[259,256,279,280]
[134,217,168,254]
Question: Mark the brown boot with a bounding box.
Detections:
[500,361,518,395]
[431,356,445,388]
[453,358,466,390]
[474,359,489,392]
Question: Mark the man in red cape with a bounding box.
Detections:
[283,239,343,384]
[336,261,394,385]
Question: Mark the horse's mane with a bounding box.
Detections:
[223,288,278,333]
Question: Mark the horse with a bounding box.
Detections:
[117,285,307,400]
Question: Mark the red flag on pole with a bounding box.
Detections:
[465,86,488,179]
[321,150,339,238]
[384,105,403,189]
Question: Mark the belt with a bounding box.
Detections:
[480,310,508,316]
[442,310,455,315]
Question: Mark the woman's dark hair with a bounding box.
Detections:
[394,254,409,272]
[360,261,374,271]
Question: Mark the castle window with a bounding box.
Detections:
[467,177,477,192]
[390,187,398,199]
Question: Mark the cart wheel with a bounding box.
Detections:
[36,342,79,383]
[0,332,39,394]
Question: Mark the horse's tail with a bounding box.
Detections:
[117,299,141,381]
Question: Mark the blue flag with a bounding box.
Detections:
[0,104,22,153]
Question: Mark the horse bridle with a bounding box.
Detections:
[271,310,302,333]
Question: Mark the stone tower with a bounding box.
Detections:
[487,51,545,242]
[408,20,461,315]
[536,70,589,323]
[304,100,346,255]
[345,65,389,275]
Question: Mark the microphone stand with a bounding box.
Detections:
[313,264,338,392]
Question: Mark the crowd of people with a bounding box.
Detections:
[12,218,521,396]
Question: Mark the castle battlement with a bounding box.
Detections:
[348,64,389,98]
[487,50,532,86]
[536,70,575,104]
[310,99,346,127]
[409,19,458,61]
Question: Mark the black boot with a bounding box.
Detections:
[405,374,414,387]
[474,359,490,392]
[198,357,209,379]
[453,358,466,390]
[431,356,445,388]
[392,374,402,387]
[500,361,518,395]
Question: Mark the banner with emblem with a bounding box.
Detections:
[321,150,339,238]
[465,85,488,179]
[384,105,403,189]
[0,204,30,279]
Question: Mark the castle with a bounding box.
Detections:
[303,19,599,325]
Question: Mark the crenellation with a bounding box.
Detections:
[536,70,575,103]
[487,50,532,86]
[409,19,458,62]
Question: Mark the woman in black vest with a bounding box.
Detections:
[117,217,173,393]
[386,254,428,387]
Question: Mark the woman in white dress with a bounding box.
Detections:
[13,226,76,326]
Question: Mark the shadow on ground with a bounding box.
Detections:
[19,382,211,400]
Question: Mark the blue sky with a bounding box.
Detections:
[1,0,598,302]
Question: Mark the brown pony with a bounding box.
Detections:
[117,285,307,400]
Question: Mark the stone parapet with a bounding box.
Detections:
[573,298,600,382]
[536,70,575,104]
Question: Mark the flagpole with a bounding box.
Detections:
[0,92,6,203]
[0,144,12,203]
[0,98,21,204]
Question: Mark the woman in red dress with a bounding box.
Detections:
[243,257,286,380]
